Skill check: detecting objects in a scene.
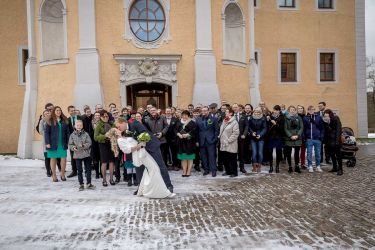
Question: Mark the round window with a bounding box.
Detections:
[129,0,166,42]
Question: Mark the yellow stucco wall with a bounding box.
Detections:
[0,0,27,153]
[95,0,196,109]
[255,0,357,131]
[2,0,360,153]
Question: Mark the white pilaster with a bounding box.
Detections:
[74,0,103,110]
[17,0,38,159]
[192,0,220,105]
[248,0,260,107]
[355,0,368,137]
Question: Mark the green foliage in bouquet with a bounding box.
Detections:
[137,132,151,143]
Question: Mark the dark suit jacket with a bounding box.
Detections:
[129,121,161,153]
[68,115,82,134]
[195,116,219,146]
[165,116,179,143]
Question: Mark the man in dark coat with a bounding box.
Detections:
[164,108,179,170]
[196,106,219,177]
[233,103,248,173]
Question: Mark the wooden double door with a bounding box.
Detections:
[126,82,172,110]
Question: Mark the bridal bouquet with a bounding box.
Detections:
[137,132,151,159]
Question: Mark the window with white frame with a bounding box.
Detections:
[39,0,68,63]
[222,1,246,66]
[278,0,296,8]
[18,45,28,85]
[317,49,338,83]
[278,49,300,83]
[317,0,335,10]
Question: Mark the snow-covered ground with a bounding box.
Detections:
[0,156,301,250]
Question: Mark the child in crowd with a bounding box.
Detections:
[68,120,95,191]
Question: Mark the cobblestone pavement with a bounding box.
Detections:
[0,145,374,250]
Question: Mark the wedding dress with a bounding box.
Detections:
[117,137,175,199]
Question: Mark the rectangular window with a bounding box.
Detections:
[318,0,333,9]
[278,0,295,8]
[18,45,28,85]
[320,53,335,81]
[281,53,296,82]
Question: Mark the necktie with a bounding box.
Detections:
[236,114,239,122]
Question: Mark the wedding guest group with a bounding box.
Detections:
[37,100,346,191]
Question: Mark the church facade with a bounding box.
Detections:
[0,0,368,158]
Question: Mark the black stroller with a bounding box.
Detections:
[341,127,359,168]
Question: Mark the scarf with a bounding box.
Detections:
[323,117,331,124]
[252,113,263,120]
[271,113,280,119]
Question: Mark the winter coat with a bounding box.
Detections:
[144,115,169,144]
[39,119,48,153]
[303,114,325,141]
[94,120,115,144]
[219,117,240,153]
[44,120,70,151]
[196,115,220,146]
[267,114,285,140]
[284,114,304,147]
[165,116,179,144]
[237,112,249,138]
[68,130,92,159]
[323,115,342,146]
[176,119,197,155]
[81,114,94,139]
[248,116,267,141]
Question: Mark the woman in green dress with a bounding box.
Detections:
[45,106,70,182]
[176,110,197,177]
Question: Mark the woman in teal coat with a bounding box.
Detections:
[284,105,304,173]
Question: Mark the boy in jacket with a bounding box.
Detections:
[69,120,95,191]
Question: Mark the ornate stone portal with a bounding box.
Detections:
[114,54,181,107]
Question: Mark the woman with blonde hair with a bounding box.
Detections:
[248,107,267,173]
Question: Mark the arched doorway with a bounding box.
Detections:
[126,82,172,109]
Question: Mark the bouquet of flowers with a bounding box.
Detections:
[137,132,151,159]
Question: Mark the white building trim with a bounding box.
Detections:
[355,0,368,137]
[123,0,171,49]
[192,0,220,105]
[17,45,28,85]
[276,0,299,11]
[113,54,181,107]
[278,48,301,84]
[74,0,104,111]
[315,0,336,12]
[221,0,247,67]
[316,48,339,84]
[38,0,68,64]
[18,0,39,159]
[248,0,260,107]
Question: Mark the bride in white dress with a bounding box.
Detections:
[117,137,176,199]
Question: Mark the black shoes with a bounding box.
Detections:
[115,178,120,184]
[109,179,116,185]
[294,166,301,173]
[102,181,108,187]
[222,173,228,176]
[239,166,247,174]
[52,178,59,182]
[203,171,210,176]
[67,172,77,178]
[46,171,51,177]
[337,169,343,176]
[275,166,280,173]
[212,171,217,177]
[288,167,293,173]
[133,190,138,195]
[79,185,84,191]
[217,166,224,172]
[229,174,237,178]
[269,166,273,173]
[87,183,95,189]
[61,176,67,181]
[194,165,201,172]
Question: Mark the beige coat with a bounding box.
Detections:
[219,117,240,153]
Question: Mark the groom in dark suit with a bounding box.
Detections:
[115,118,173,194]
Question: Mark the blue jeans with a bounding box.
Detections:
[251,140,264,164]
[306,139,321,168]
